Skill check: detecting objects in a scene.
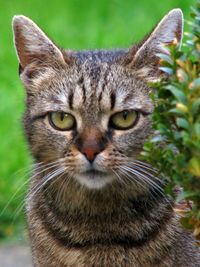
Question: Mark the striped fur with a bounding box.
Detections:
[13,9,200,267]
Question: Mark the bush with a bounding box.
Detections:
[142,1,200,241]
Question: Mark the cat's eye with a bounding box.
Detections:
[109,110,138,130]
[48,112,76,131]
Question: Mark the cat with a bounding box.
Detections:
[12,9,200,267]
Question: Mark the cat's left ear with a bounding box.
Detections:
[12,15,67,70]
[127,9,183,79]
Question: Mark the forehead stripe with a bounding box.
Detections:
[78,76,86,104]
[68,90,74,110]
[98,68,110,106]
[101,68,109,93]
[110,91,116,110]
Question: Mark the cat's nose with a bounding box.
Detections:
[82,147,100,163]
[75,127,108,163]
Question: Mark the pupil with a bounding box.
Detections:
[60,112,65,121]
[123,111,128,120]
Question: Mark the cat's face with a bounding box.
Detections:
[13,10,183,189]
[22,62,153,189]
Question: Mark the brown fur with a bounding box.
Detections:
[13,9,200,267]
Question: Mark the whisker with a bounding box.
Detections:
[128,164,160,181]
[121,165,171,206]
[131,162,158,174]
[119,167,149,191]
[111,168,127,186]
[123,166,164,194]
[134,160,157,170]
[31,162,63,180]
[28,167,66,201]
[55,175,67,204]
[12,200,26,222]
[13,173,61,221]
[32,159,64,173]
[3,159,65,221]
[119,167,159,203]
[10,163,62,217]
[54,172,73,204]
[0,178,30,218]
[13,167,68,220]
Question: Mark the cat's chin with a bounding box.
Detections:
[75,170,115,190]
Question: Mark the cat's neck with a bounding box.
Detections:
[29,172,167,217]
[28,173,173,250]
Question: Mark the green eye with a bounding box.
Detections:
[48,112,76,131]
[109,110,138,130]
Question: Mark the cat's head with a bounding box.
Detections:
[13,10,183,190]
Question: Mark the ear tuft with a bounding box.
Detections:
[12,15,66,69]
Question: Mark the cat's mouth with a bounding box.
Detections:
[76,168,114,189]
[83,169,106,178]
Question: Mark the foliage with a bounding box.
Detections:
[142,0,200,241]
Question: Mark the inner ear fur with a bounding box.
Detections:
[125,9,183,76]
[12,15,68,71]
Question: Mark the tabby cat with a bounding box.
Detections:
[13,9,200,267]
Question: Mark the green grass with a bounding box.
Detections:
[0,0,196,241]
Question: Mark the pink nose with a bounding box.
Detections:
[82,147,99,163]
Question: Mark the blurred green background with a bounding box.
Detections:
[0,0,196,243]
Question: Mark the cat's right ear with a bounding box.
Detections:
[124,9,183,81]
[12,15,68,74]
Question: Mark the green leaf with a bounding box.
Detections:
[176,118,190,130]
[191,98,200,116]
[186,40,194,46]
[166,85,187,103]
[159,67,174,75]
[190,78,200,89]
[187,157,200,177]
[142,0,200,237]
[176,69,189,83]
[169,108,186,116]
[156,53,173,64]
[194,123,200,136]
[151,135,166,143]
[176,191,197,202]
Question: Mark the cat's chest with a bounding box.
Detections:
[27,187,176,267]
[29,210,175,267]
[33,241,173,267]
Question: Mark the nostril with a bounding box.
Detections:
[83,148,99,163]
